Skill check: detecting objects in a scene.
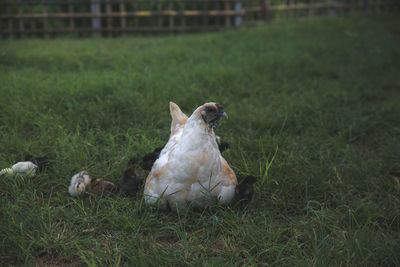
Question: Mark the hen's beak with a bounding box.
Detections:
[221,111,228,119]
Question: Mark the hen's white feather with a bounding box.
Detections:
[144,102,237,210]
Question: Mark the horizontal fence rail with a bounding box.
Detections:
[0,0,399,38]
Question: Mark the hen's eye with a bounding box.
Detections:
[205,106,216,113]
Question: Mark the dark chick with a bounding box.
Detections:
[87,179,116,195]
[235,175,257,204]
[140,146,163,171]
[119,168,143,196]
[218,141,230,153]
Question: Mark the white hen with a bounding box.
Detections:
[144,102,237,210]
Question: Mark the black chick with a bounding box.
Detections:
[234,175,257,204]
[218,141,230,154]
[139,146,163,171]
[119,168,143,197]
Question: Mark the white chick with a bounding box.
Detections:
[68,171,92,197]
[0,161,38,178]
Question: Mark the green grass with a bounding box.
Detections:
[1,15,400,266]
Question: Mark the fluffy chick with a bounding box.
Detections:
[140,147,163,171]
[0,161,38,178]
[216,136,231,153]
[234,175,257,204]
[22,155,51,172]
[68,171,92,197]
[87,179,116,195]
[119,168,143,196]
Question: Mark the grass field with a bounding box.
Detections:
[1,15,400,266]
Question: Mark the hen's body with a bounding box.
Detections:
[144,102,237,210]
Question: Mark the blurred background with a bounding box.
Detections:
[1,0,399,38]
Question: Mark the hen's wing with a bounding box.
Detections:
[216,156,237,204]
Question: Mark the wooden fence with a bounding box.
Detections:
[0,0,399,38]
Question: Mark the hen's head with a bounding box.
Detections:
[198,102,227,129]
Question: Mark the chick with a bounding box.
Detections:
[234,175,257,204]
[22,155,51,172]
[119,168,143,196]
[86,179,116,195]
[216,136,231,153]
[0,161,38,178]
[139,147,163,171]
[68,171,92,197]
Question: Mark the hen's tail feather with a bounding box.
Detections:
[0,168,13,177]
[169,102,188,135]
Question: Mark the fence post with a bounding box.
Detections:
[106,1,112,36]
[363,0,369,14]
[260,0,268,21]
[225,0,231,27]
[234,0,242,27]
[181,1,186,30]
[329,0,337,16]
[69,1,75,35]
[168,0,174,32]
[18,5,24,38]
[157,0,163,30]
[120,1,126,36]
[42,1,49,38]
[285,0,290,18]
[7,5,13,38]
[133,1,139,30]
[90,0,101,37]
[266,0,271,21]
